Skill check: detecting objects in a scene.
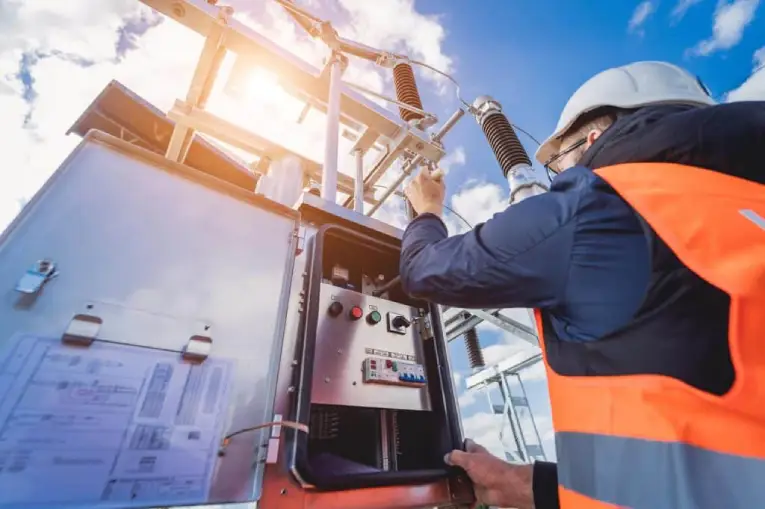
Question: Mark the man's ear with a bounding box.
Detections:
[586,129,602,148]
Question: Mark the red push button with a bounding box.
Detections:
[349,306,363,320]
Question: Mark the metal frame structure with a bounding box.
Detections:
[140,0,463,213]
[144,0,548,487]
[442,306,538,346]
[467,352,547,463]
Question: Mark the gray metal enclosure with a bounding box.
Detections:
[0,132,471,509]
[0,133,299,508]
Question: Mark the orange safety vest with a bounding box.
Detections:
[535,163,765,508]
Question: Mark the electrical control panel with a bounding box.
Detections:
[287,224,467,497]
[362,357,427,386]
[310,282,432,412]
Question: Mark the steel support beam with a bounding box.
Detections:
[466,353,543,390]
[142,0,446,161]
[167,101,376,203]
[444,308,537,346]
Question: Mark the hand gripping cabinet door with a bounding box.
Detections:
[259,196,474,509]
[0,132,300,509]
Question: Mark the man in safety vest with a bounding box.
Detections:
[400,61,765,509]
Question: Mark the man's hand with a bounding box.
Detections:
[446,439,535,509]
[404,168,445,217]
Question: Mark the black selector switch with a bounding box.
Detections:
[328,301,344,317]
[392,315,411,329]
[387,312,412,334]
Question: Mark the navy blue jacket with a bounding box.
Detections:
[400,102,765,509]
[401,102,765,342]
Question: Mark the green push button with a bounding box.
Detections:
[366,310,382,325]
[392,362,398,372]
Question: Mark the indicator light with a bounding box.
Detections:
[328,301,344,317]
[349,306,363,321]
[366,310,382,325]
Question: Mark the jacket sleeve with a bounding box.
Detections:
[533,461,560,509]
[399,187,579,310]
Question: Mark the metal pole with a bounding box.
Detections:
[497,380,526,462]
[513,372,546,460]
[354,149,364,213]
[366,108,465,217]
[322,53,345,202]
[501,374,531,463]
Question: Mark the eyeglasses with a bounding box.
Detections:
[544,137,587,178]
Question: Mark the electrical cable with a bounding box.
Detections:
[510,123,542,147]
[444,204,473,230]
[219,420,309,456]
[407,59,473,111]
[372,184,474,230]
[345,81,436,122]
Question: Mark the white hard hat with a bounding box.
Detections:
[535,61,716,165]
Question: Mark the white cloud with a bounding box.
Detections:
[672,0,704,21]
[461,406,554,461]
[0,0,456,234]
[628,1,657,35]
[335,0,454,94]
[726,45,765,101]
[462,411,507,458]
[439,145,466,174]
[444,180,508,234]
[691,0,760,56]
[458,389,479,408]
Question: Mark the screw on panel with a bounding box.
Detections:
[292,359,299,366]
[324,377,331,383]
[287,386,296,393]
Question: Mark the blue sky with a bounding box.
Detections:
[0,0,763,467]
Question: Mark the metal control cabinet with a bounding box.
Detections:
[0,133,472,509]
[0,133,298,508]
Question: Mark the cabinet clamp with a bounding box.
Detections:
[62,314,102,347]
[182,334,213,362]
[16,259,58,295]
[415,316,434,341]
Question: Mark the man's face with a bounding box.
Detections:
[556,138,587,173]
[548,129,603,174]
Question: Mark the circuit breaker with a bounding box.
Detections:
[362,357,427,386]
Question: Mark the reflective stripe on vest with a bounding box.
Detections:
[536,163,765,509]
[557,431,765,509]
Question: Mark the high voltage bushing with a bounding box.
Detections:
[464,328,485,369]
[393,62,425,123]
[472,96,531,178]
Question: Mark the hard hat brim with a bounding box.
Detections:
[534,97,715,165]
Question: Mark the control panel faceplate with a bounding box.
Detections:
[310,283,431,412]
